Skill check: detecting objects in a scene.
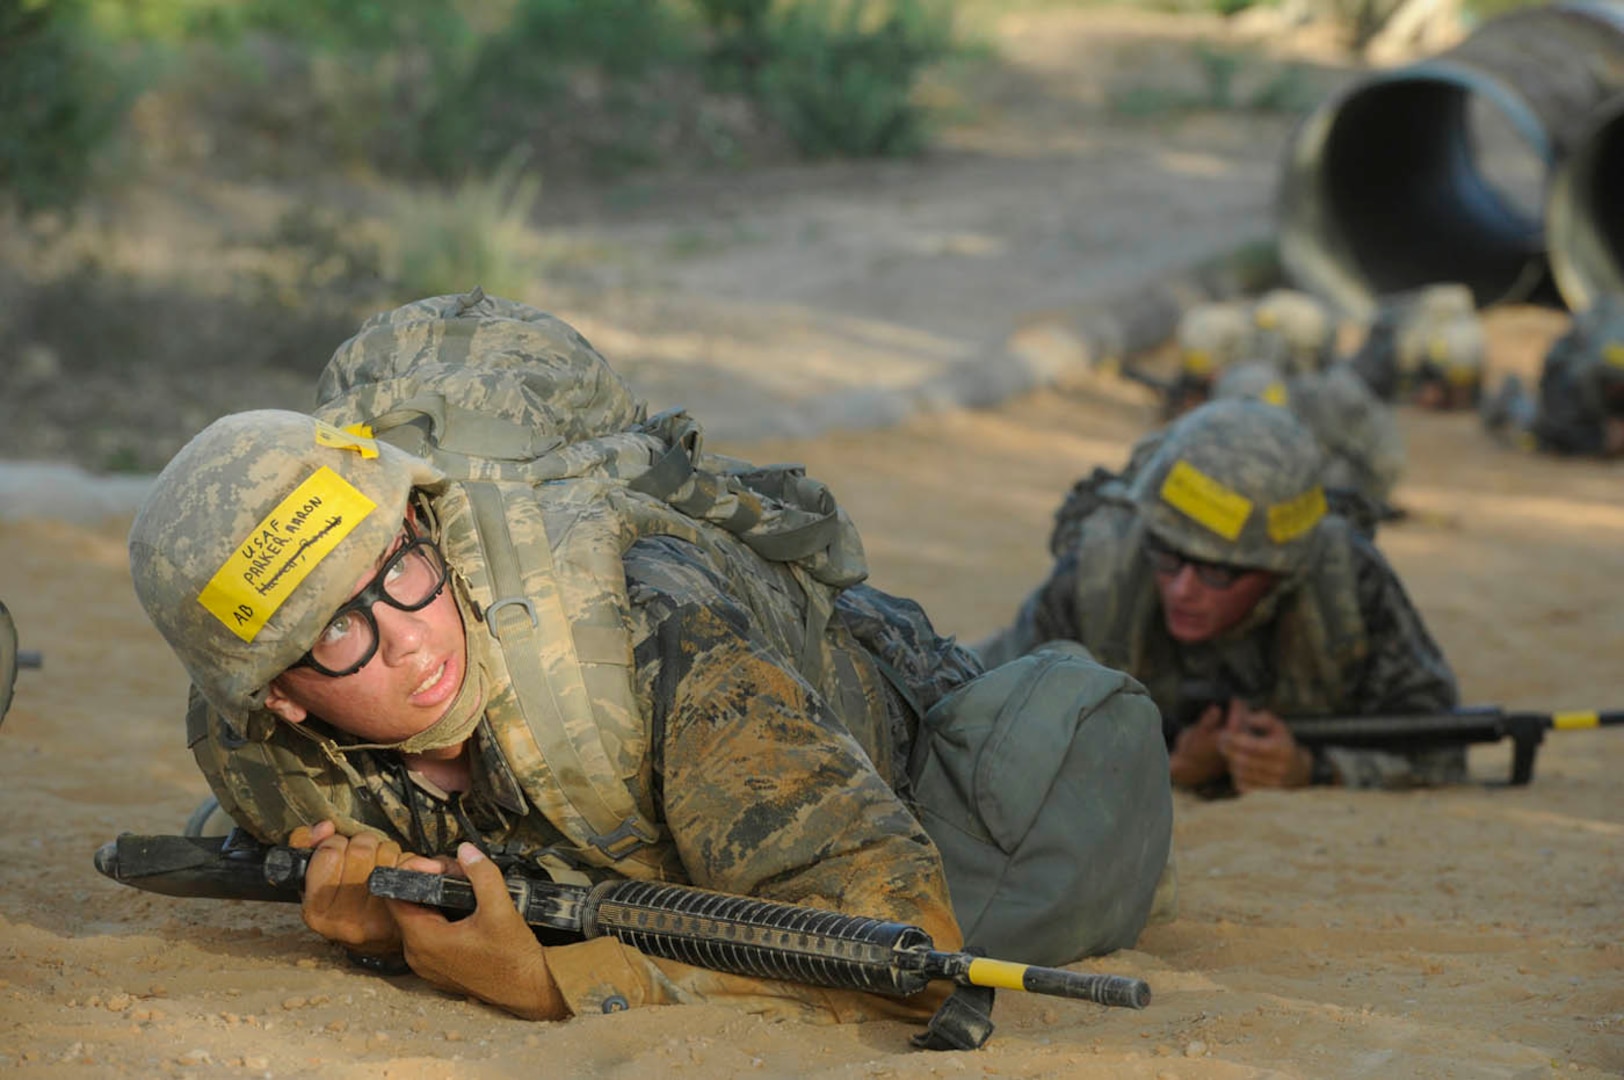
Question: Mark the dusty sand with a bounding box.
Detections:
[1,7,1620,1077]
[2,307,1621,1079]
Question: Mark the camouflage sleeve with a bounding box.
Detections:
[973,549,1086,669]
[1322,535,1466,789]
[549,537,961,1020]
[1533,350,1608,455]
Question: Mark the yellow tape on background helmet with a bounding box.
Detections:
[1182,349,1213,376]
[1603,342,1624,369]
[1160,459,1253,540]
[1261,381,1289,407]
[1266,484,1326,543]
[197,466,378,642]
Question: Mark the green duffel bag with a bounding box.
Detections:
[907,640,1172,966]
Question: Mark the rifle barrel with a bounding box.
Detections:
[368,868,1152,1009]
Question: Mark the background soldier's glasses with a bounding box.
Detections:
[290,531,449,678]
[1144,538,1248,589]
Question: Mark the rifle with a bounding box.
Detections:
[93,831,1150,1043]
[1285,706,1623,786]
[1174,680,1620,786]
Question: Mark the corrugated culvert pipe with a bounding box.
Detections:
[1277,1,1624,317]
[1547,92,1624,310]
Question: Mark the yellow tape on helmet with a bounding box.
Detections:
[1266,484,1326,543]
[313,420,380,458]
[1160,459,1253,541]
[197,466,378,642]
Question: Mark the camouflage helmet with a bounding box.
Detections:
[1395,283,1484,389]
[1176,301,1252,377]
[1245,288,1337,375]
[1129,399,1327,575]
[128,410,443,735]
[1211,359,1293,409]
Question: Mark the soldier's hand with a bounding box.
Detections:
[1169,704,1228,789]
[291,820,408,957]
[1218,704,1312,792]
[388,844,566,1021]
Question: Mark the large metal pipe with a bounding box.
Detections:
[1278,1,1624,317]
[1547,92,1624,310]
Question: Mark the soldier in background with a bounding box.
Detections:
[1481,296,1624,457]
[1155,300,1254,419]
[1211,359,1405,518]
[1244,288,1339,376]
[1146,292,1334,422]
[979,400,1462,797]
[1349,283,1484,410]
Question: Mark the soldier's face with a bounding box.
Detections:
[263,528,468,753]
[1154,560,1277,643]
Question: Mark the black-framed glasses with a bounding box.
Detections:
[1144,536,1248,590]
[290,530,450,678]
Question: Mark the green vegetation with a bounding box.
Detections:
[1107,42,1320,119]
[389,152,544,301]
[0,0,130,216]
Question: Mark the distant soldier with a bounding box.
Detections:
[1481,296,1624,457]
[980,400,1462,796]
[1349,283,1484,410]
[1243,288,1338,376]
[1154,300,1255,419]
[1211,359,1405,515]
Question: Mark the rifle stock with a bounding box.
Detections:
[93,832,1151,1018]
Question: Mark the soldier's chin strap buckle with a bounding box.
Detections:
[911,982,996,1052]
[586,816,660,860]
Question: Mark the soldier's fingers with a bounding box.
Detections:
[291,820,338,849]
[338,833,384,890]
[301,837,351,916]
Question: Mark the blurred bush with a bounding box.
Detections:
[747,0,956,158]
[389,152,543,300]
[0,0,130,217]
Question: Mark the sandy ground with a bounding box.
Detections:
[2,7,1621,1079]
[2,307,1621,1079]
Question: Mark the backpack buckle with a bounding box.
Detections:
[485,596,539,636]
[586,816,659,860]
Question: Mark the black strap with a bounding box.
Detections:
[910,983,996,1052]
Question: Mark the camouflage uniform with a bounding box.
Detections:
[1483,296,1624,456]
[129,302,982,1022]
[1212,360,1405,509]
[980,400,1462,792]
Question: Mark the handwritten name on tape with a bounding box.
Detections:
[197,466,377,642]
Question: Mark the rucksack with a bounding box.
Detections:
[903,641,1172,965]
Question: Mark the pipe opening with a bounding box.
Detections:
[1287,69,1554,313]
[1548,98,1624,310]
